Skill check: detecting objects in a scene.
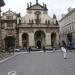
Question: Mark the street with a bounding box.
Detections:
[0,51,75,75]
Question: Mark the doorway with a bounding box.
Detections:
[35,30,45,48]
[37,40,41,49]
[22,33,29,49]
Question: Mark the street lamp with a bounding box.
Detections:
[0,0,5,48]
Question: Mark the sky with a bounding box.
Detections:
[1,0,75,20]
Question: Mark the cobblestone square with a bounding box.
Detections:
[0,51,75,75]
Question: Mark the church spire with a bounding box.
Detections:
[36,0,38,4]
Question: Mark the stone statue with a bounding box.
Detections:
[36,0,38,4]
[30,2,32,7]
[43,3,45,7]
[45,4,47,9]
[53,14,56,19]
[27,3,29,8]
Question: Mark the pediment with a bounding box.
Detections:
[27,4,48,11]
[3,10,16,15]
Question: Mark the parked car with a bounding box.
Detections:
[15,48,20,52]
[67,43,75,49]
[0,48,5,52]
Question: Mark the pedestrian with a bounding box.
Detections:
[43,46,46,52]
[29,46,31,53]
[53,46,56,52]
[61,46,67,59]
[11,47,14,54]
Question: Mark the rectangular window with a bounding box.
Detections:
[7,23,13,29]
[70,26,71,31]
[7,30,14,36]
[72,25,73,31]
[68,27,69,33]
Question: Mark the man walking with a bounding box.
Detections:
[61,46,67,59]
[28,46,31,53]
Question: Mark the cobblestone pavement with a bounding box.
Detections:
[0,51,75,75]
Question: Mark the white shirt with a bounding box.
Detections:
[61,47,66,53]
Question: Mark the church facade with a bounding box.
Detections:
[1,0,59,49]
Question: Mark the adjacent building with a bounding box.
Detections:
[0,0,5,48]
[59,7,75,45]
[1,0,59,49]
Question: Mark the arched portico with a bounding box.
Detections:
[22,33,29,48]
[51,32,57,47]
[34,30,45,48]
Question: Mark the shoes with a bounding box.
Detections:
[64,58,67,59]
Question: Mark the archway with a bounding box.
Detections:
[22,33,29,48]
[35,30,45,49]
[51,32,57,47]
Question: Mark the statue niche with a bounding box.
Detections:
[34,11,41,24]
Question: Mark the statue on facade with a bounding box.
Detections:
[45,4,47,9]
[36,0,38,4]
[30,2,32,7]
[53,14,57,19]
[27,3,29,8]
[53,14,58,25]
[43,3,45,7]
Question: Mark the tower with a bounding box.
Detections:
[53,14,57,25]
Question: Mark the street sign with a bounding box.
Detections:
[8,71,16,75]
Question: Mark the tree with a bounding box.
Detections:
[4,36,15,52]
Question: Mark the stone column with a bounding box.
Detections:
[19,32,22,47]
[1,29,5,48]
[29,32,35,47]
[46,33,51,48]
[15,32,19,48]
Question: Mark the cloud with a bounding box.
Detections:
[1,0,75,20]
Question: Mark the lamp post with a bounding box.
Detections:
[0,0,5,48]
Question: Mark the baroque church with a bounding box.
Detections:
[1,0,59,49]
